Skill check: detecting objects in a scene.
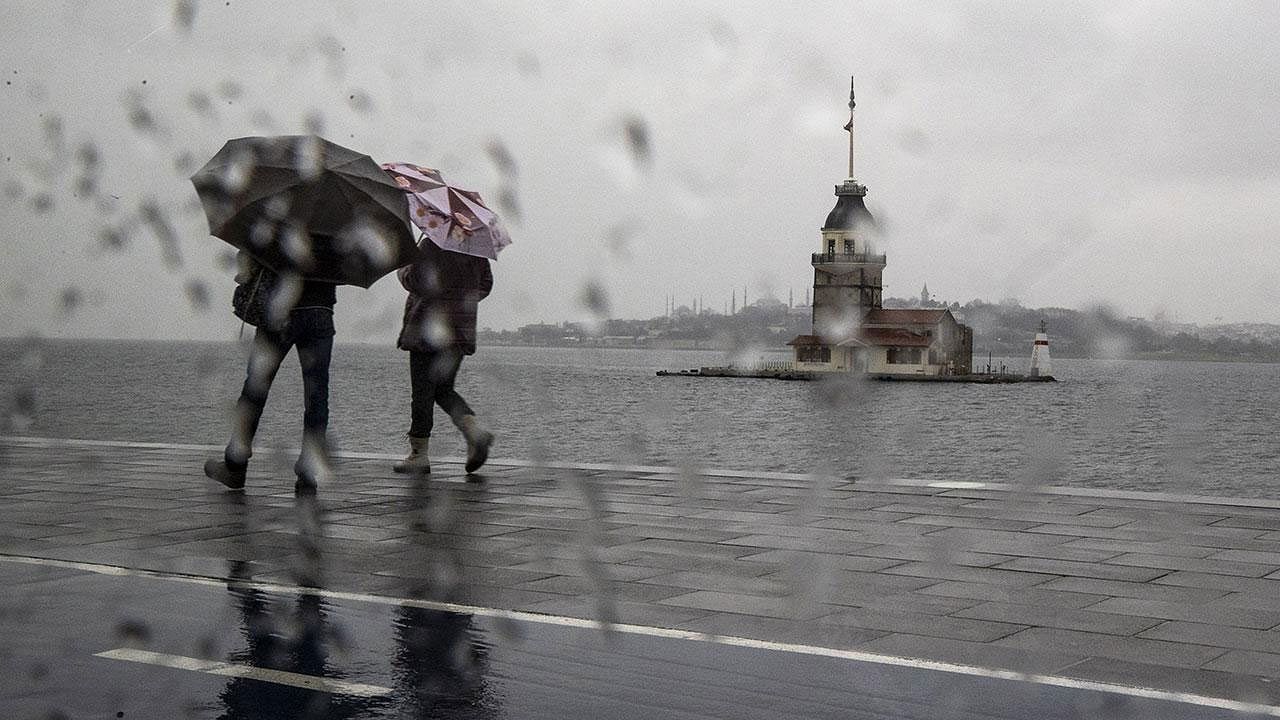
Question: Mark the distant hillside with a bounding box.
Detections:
[482,298,1280,363]
[897,299,1280,363]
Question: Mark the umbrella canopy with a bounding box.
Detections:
[380,162,512,260]
[192,135,416,288]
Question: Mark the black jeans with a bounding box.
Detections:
[228,309,334,467]
[408,349,473,438]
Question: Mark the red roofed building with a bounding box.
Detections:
[788,80,972,376]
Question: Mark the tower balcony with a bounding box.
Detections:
[812,252,887,266]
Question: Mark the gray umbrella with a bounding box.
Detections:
[191,135,415,288]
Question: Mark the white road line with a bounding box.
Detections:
[5,553,1280,716]
[94,648,391,697]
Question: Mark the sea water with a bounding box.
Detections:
[3,339,1278,498]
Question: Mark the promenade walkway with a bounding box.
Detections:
[5,435,1280,715]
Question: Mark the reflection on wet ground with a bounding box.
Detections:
[10,563,1258,720]
[8,438,1280,716]
[2,468,1270,720]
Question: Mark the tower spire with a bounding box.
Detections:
[844,76,856,180]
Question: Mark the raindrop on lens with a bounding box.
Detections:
[114,619,152,647]
[281,225,315,269]
[346,91,372,113]
[292,136,323,180]
[303,111,325,136]
[124,93,159,135]
[172,0,197,31]
[485,140,518,178]
[622,115,652,167]
[578,280,611,319]
[186,90,214,118]
[58,287,83,318]
[219,148,256,194]
[185,279,210,311]
[8,387,36,432]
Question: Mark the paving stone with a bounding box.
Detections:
[1103,552,1279,578]
[1138,621,1280,653]
[953,601,1162,636]
[1083,597,1280,630]
[842,591,983,617]
[607,538,762,560]
[1155,571,1280,595]
[503,557,671,582]
[1058,537,1219,559]
[1208,548,1280,565]
[994,627,1227,669]
[1037,576,1230,604]
[658,590,830,620]
[1208,592,1280,613]
[897,514,1042,532]
[1024,523,1178,542]
[733,549,899,573]
[614,551,779,575]
[993,557,1170,583]
[1202,650,1280,678]
[635,570,793,597]
[815,606,1027,643]
[914,580,1107,609]
[716,533,870,552]
[1213,516,1280,531]
[844,543,1013,568]
[880,561,1060,587]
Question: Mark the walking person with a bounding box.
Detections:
[204,253,338,492]
[393,239,494,475]
[190,135,421,493]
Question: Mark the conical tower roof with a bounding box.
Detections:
[823,78,876,231]
[823,181,876,231]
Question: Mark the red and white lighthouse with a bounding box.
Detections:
[1030,320,1052,377]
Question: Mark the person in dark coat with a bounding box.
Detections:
[394,239,494,475]
[204,252,337,492]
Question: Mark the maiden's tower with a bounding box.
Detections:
[788,79,973,376]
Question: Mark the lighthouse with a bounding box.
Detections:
[810,77,883,341]
[1029,320,1052,377]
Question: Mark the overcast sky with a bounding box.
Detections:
[3,0,1279,341]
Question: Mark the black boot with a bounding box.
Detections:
[204,455,247,489]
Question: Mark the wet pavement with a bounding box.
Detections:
[5,436,1280,718]
[2,561,1257,720]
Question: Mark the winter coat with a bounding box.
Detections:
[397,241,493,355]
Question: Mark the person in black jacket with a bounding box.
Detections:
[204,253,337,492]
[393,240,494,475]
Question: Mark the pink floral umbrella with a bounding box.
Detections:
[380,162,512,260]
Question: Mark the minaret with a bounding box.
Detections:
[1029,320,1052,377]
[811,76,884,342]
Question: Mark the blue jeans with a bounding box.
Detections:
[227,309,334,467]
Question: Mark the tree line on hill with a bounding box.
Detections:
[478,296,1280,363]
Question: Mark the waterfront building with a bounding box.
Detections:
[788,79,973,376]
